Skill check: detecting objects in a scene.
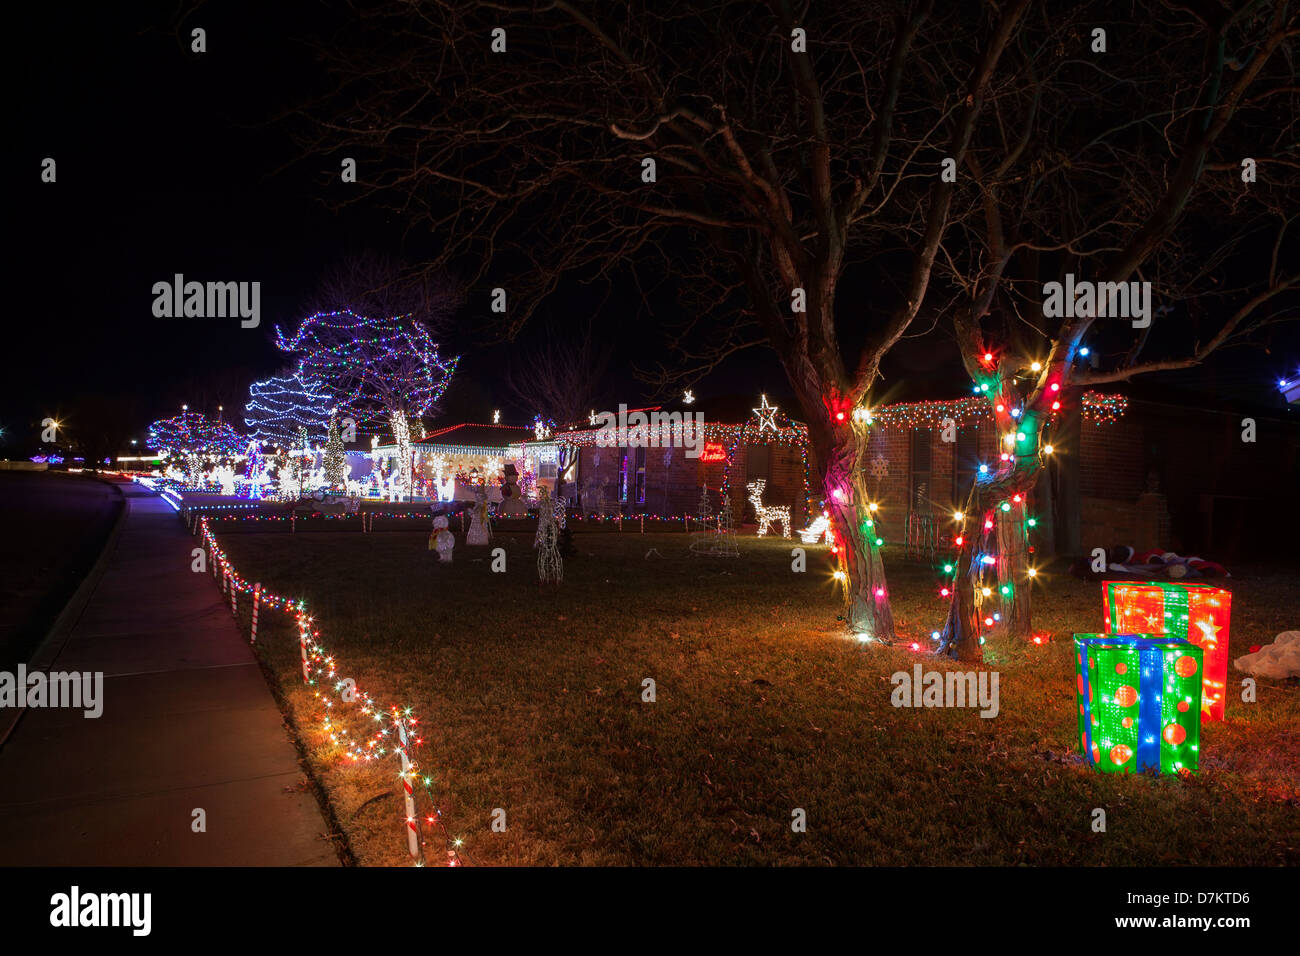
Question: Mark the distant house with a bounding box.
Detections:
[373,422,539,501]
[529,398,815,528]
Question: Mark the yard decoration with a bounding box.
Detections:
[747,479,791,538]
[1073,634,1203,774]
[466,487,491,545]
[798,510,832,544]
[430,515,454,562]
[535,486,563,583]
[1103,582,1231,721]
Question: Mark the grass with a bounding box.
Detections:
[211,520,1300,866]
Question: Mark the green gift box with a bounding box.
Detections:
[1073,634,1203,774]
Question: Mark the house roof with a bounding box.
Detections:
[412,422,534,448]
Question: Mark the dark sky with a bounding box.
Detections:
[5,1,1297,457]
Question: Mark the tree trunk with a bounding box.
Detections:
[1034,460,1056,558]
[820,423,895,643]
[996,495,1031,641]
[940,387,1045,658]
[389,409,412,501]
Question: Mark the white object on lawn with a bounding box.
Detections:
[1233,631,1300,680]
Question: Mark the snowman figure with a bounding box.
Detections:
[499,462,527,516]
[430,515,455,563]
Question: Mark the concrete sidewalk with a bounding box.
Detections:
[0,488,339,865]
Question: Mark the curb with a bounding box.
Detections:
[0,480,130,750]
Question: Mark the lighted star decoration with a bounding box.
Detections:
[683,389,695,404]
[1194,619,1222,646]
[752,394,779,433]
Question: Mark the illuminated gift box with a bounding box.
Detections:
[1103,582,1230,722]
[1073,635,1203,775]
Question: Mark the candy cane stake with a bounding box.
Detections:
[298,615,310,682]
[250,582,261,643]
[397,718,421,862]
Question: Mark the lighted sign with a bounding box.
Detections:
[700,442,726,462]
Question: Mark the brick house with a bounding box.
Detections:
[543,399,815,529]
[856,387,1300,561]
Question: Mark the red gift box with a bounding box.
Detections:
[1103,581,1231,722]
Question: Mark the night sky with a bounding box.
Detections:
[5,1,1296,459]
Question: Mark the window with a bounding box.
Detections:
[910,430,932,509]
[745,444,770,481]
[954,425,980,505]
[619,451,629,502]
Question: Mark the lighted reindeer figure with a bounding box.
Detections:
[746,479,791,538]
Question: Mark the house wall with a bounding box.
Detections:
[864,411,1178,556]
[572,439,810,526]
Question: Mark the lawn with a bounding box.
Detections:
[210,519,1300,866]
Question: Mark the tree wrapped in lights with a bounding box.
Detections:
[244,368,334,447]
[300,0,1051,642]
[275,310,459,500]
[244,440,266,499]
[323,416,346,490]
[148,411,243,483]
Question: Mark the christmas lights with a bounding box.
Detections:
[198,516,463,865]
[244,368,334,446]
[276,310,459,498]
[554,413,815,521]
[148,411,244,458]
[1073,634,1203,774]
[867,391,1127,429]
[747,480,791,537]
[1104,582,1231,722]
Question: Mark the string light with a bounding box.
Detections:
[148,412,243,468]
[245,368,334,446]
[864,392,1126,429]
[275,309,459,428]
[198,516,464,865]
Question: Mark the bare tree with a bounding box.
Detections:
[310,251,464,336]
[298,0,1045,641]
[505,318,613,499]
[931,1,1298,658]
[505,320,613,427]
